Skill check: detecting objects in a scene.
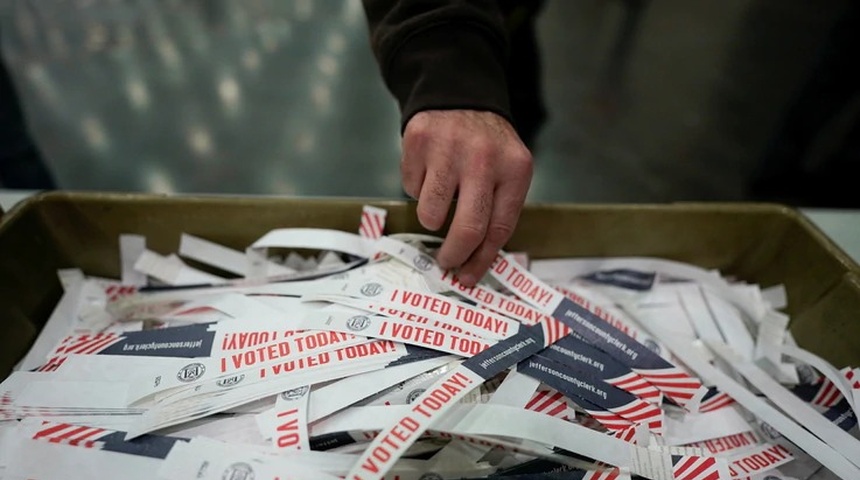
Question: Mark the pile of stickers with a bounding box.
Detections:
[1,205,858,480]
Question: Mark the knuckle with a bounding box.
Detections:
[512,148,533,171]
[403,119,433,150]
[452,222,486,249]
[486,222,515,246]
[417,201,448,227]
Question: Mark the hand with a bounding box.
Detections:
[401,109,533,286]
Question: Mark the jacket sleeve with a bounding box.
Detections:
[361,0,512,130]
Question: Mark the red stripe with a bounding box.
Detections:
[700,397,735,412]
[359,212,373,238]
[546,402,568,417]
[33,423,74,439]
[672,456,700,478]
[68,428,106,446]
[48,426,91,443]
[699,472,720,480]
[525,390,549,410]
[627,386,661,395]
[548,320,559,342]
[679,457,715,480]
[641,371,692,379]
[534,391,565,412]
[813,382,835,405]
[611,380,640,389]
[612,402,651,416]
[631,390,662,399]
[56,335,93,354]
[373,215,385,235]
[61,334,113,354]
[614,380,652,391]
[647,380,703,390]
[823,386,843,407]
[660,390,695,400]
[623,409,661,422]
[78,336,122,355]
[75,338,118,356]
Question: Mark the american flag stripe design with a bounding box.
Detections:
[609,401,663,433]
[672,455,720,480]
[583,469,621,480]
[57,333,121,355]
[358,206,387,240]
[635,367,707,409]
[811,380,840,407]
[32,422,108,449]
[36,333,124,372]
[607,372,662,403]
[699,392,735,413]
[106,285,139,302]
[525,389,569,418]
[541,319,572,345]
[584,409,634,432]
[612,425,640,444]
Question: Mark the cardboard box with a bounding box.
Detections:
[1,192,858,378]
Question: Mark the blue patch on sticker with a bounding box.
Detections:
[552,297,669,370]
[541,334,633,380]
[582,268,656,291]
[462,324,545,380]
[518,355,637,410]
[387,344,449,367]
[310,431,356,451]
[99,323,216,357]
[97,431,188,459]
[824,399,858,432]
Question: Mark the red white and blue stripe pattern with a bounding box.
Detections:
[583,408,634,433]
[612,424,641,444]
[634,367,706,410]
[36,332,123,372]
[525,388,570,419]
[607,399,664,434]
[606,371,662,404]
[698,389,735,413]
[541,318,572,346]
[358,205,387,240]
[671,454,721,480]
[582,469,623,480]
[31,421,109,448]
[105,284,139,302]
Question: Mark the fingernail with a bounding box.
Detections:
[459,274,476,286]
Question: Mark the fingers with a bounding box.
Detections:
[416,164,457,231]
[399,109,533,287]
[400,157,424,200]
[435,166,494,271]
[457,167,530,286]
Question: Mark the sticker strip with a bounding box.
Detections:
[647,322,860,480]
[706,341,860,469]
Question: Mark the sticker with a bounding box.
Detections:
[725,443,793,478]
[706,341,860,469]
[518,356,663,433]
[179,233,294,277]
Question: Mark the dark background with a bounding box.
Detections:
[1,0,857,206]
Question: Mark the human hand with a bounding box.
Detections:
[401,109,533,286]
